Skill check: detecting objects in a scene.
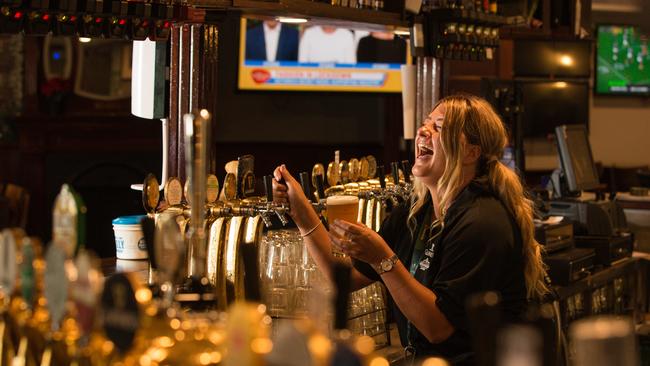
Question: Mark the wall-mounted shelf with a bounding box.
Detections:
[194,0,409,31]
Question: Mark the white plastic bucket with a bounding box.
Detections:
[112,215,148,260]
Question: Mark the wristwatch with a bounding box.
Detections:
[373,254,399,275]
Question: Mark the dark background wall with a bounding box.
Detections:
[0,13,407,256]
[210,13,406,182]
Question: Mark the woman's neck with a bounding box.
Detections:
[426,168,477,219]
[428,187,442,219]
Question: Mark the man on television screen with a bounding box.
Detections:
[245,20,299,62]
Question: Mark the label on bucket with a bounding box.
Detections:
[114,226,148,260]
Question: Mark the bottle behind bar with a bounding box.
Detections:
[466,292,501,366]
[329,263,368,366]
[222,244,271,366]
[570,316,638,366]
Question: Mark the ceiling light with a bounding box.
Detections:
[78,37,92,43]
[394,29,410,36]
[276,17,308,24]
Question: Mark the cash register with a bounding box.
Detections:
[540,125,633,286]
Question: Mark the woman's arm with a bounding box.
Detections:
[329,220,455,343]
[272,165,373,291]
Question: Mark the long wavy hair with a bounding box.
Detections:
[407,94,549,300]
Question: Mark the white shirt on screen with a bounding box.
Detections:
[263,22,281,62]
[298,26,356,64]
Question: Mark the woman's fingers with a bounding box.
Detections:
[330,220,365,240]
[272,180,288,192]
[273,191,289,201]
[328,232,356,256]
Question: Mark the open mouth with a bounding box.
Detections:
[417,143,433,158]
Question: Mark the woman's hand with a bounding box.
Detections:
[328,220,394,266]
[272,164,317,228]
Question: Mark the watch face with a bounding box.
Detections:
[381,260,393,272]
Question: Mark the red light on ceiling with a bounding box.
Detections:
[163,21,171,28]
[42,13,50,21]
[141,20,148,27]
[118,18,126,25]
[13,11,23,19]
[95,17,102,23]
[70,15,77,22]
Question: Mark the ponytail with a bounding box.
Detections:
[485,161,549,300]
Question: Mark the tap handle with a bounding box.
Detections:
[401,160,411,184]
[378,165,386,189]
[275,210,289,226]
[315,173,326,200]
[263,175,274,203]
[299,172,314,203]
[391,162,400,186]
[260,214,273,228]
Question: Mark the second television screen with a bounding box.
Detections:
[238,18,409,92]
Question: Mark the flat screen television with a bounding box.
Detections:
[596,25,650,95]
[555,124,600,193]
[520,81,589,138]
[237,18,410,92]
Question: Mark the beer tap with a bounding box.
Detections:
[301,172,326,214]
[261,175,290,226]
[388,161,411,202]
[401,160,412,186]
[177,110,215,308]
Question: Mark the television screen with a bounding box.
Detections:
[596,25,650,95]
[520,81,589,138]
[238,18,409,92]
[514,40,591,78]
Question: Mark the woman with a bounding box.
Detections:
[272,94,548,364]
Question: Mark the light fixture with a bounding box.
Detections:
[559,54,574,66]
[553,81,568,89]
[78,36,91,43]
[276,16,308,24]
[394,28,410,36]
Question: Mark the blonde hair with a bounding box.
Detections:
[407,94,549,300]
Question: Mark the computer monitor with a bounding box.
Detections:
[555,124,600,194]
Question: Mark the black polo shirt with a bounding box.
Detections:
[353,181,527,365]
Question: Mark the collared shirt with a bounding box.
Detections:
[263,22,281,62]
[353,181,527,365]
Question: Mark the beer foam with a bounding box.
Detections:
[326,195,359,205]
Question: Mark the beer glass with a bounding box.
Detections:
[326,195,359,257]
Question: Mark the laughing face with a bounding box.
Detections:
[412,106,446,187]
